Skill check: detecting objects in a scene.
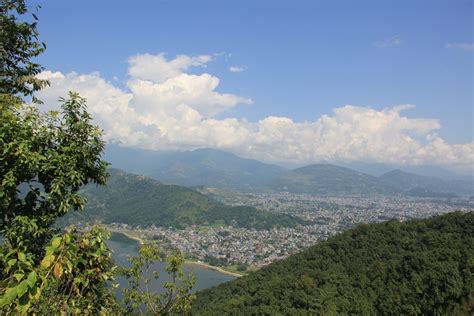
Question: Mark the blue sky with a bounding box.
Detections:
[32,0,473,170]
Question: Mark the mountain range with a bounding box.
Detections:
[105,145,284,190]
[105,144,473,197]
[380,169,472,197]
[269,164,399,196]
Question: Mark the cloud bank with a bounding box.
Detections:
[36,53,473,172]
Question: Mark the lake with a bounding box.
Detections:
[107,232,237,294]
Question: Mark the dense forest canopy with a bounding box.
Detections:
[192,212,474,315]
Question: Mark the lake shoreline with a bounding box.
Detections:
[108,232,238,294]
[109,231,242,278]
[186,261,243,277]
[110,230,144,245]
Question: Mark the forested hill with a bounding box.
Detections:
[73,168,304,229]
[268,164,400,196]
[192,212,474,315]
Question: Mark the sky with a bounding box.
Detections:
[30,0,473,172]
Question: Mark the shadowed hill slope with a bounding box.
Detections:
[73,169,304,229]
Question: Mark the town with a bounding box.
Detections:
[108,193,474,271]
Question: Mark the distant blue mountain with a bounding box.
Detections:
[334,160,471,181]
[267,163,400,196]
[105,144,472,196]
[105,144,285,191]
[379,169,473,197]
[104,143,175,175]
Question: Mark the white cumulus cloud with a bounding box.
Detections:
[36,53,473,172]
[128,53,214,83]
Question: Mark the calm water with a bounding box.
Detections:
[107,232,236,294]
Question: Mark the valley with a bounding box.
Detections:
[71,148,474,289]
[67,148,474,277]
[80,189,474,274]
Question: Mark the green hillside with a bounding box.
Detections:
[192,212,474,315]
[269,164,400,196]
[73,169,303,229]
[380,169,472,197]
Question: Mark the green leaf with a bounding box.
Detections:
[15,281,29,298]
[18,252,26,262]
[29,286,41,301]
[14,273,24,282]
[26,272,37,288]
[18,301,31,315]
[0,287,17,307]
[51,236,61,249]
[8,258,17,267]
[40,254,55,269]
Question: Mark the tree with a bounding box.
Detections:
[1,1,195,314]
[0,1,110,313]
[0,92,108,253]
[0,0,49,99]
[1,1,108,246]
[120,244,196,315]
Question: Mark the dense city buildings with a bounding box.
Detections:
[108,193,474,268]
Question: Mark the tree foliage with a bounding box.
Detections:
[119,243,196,315]
[1,92,108,249]
[192,212,474,315]
[0,0,49,99]
[31,226,119,314]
